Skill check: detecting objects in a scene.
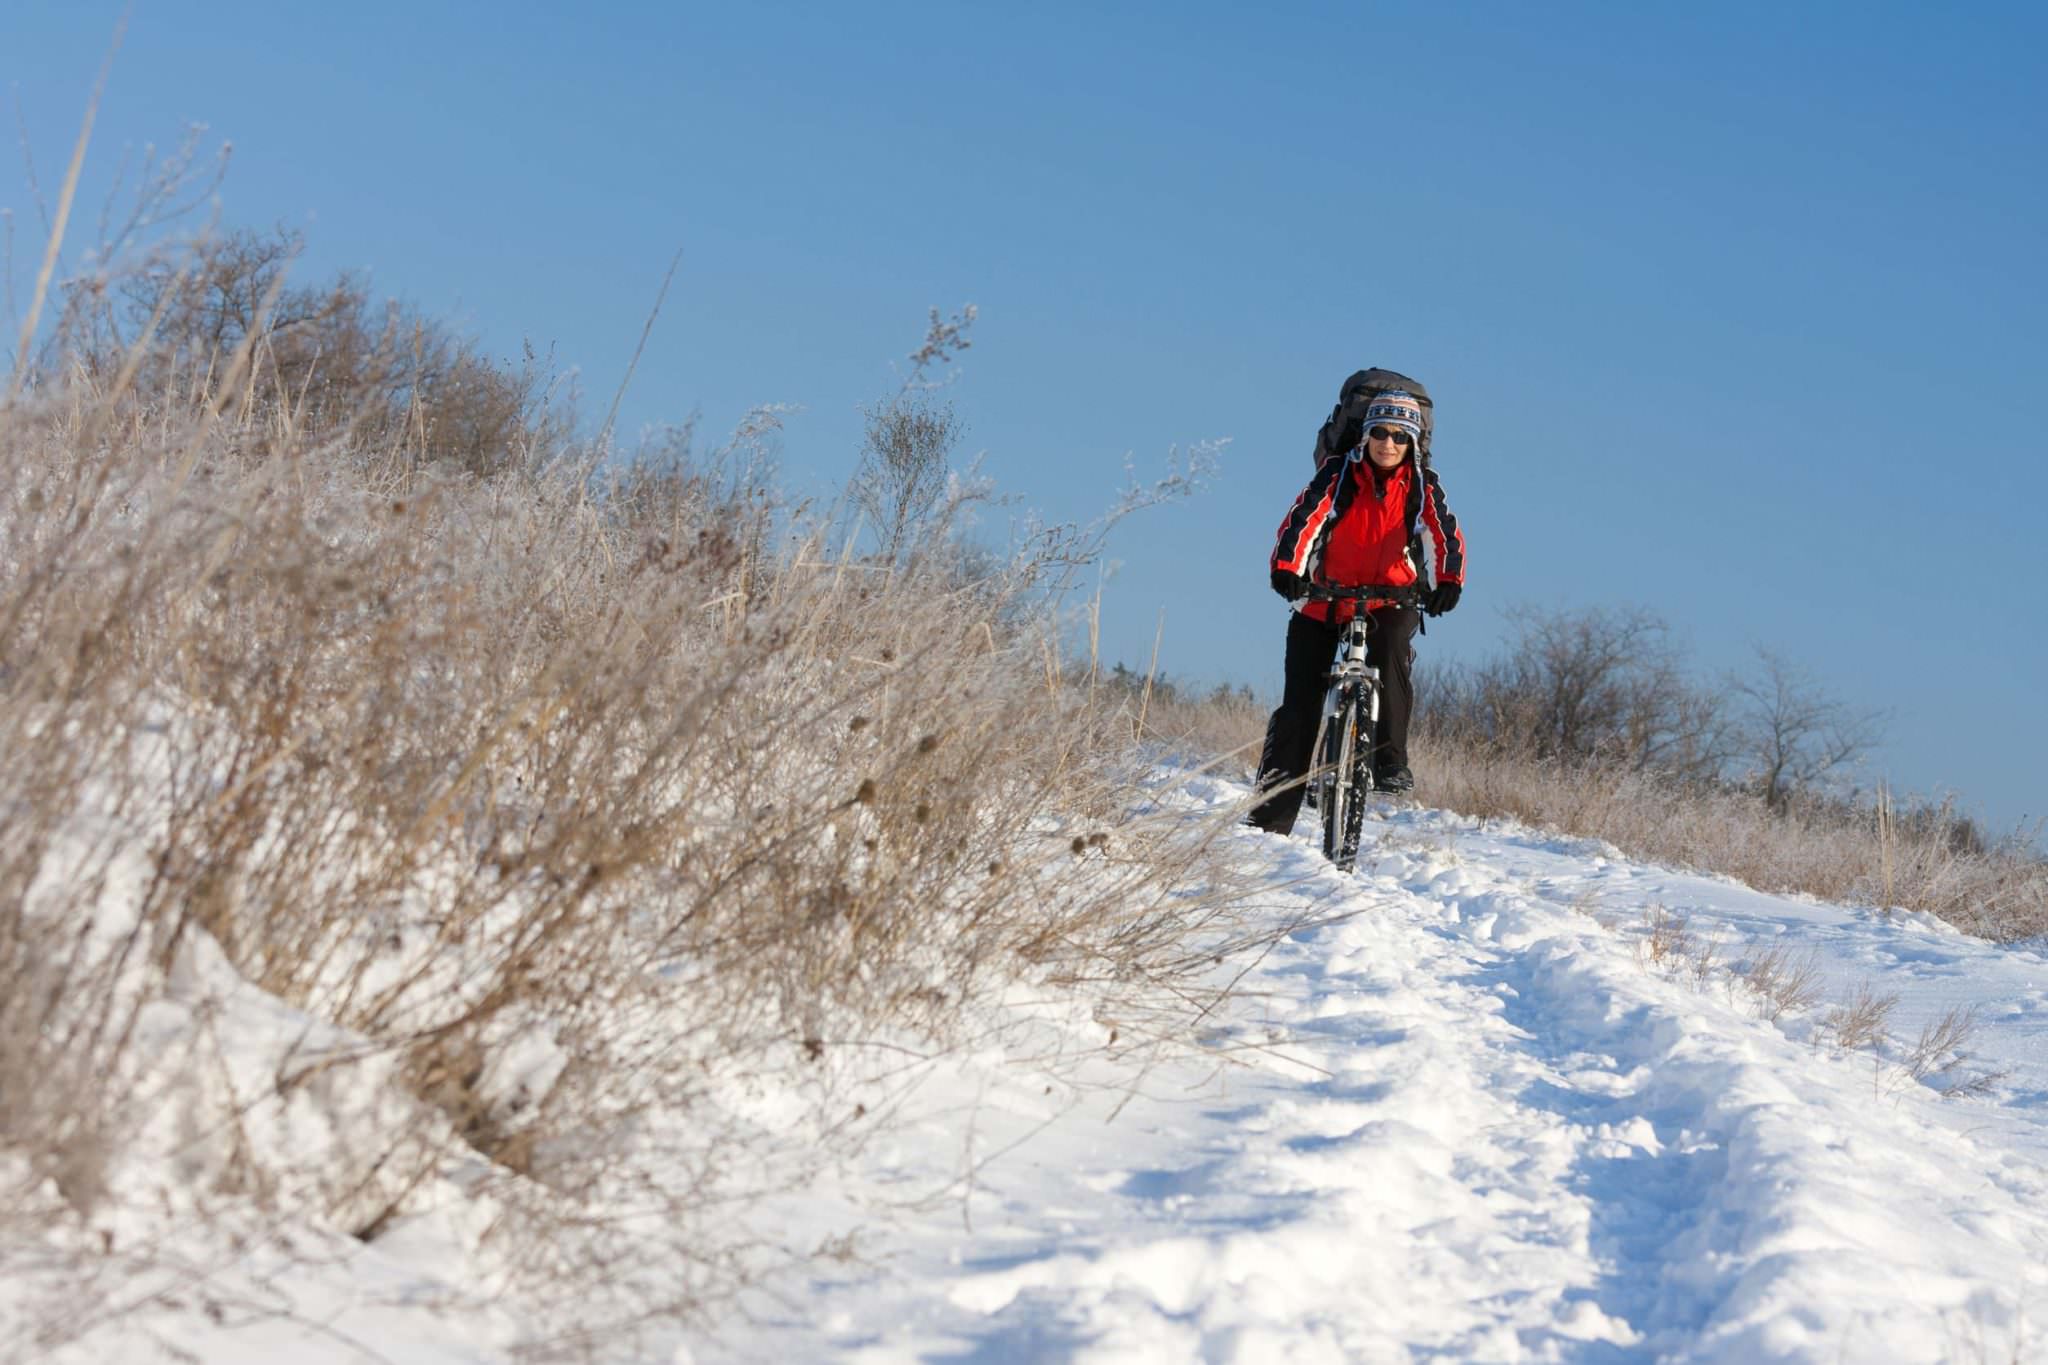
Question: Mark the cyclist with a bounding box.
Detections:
[1247,387,1465,835]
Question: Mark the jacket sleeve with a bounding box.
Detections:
[1419,466,1466,585]
[1272,457,1348,576]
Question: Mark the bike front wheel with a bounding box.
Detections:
[1319,683,1361,868]
[1319,683,1381,871]
[1337,697,1374,867]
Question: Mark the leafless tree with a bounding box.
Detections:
[1447,605,1733,780]
[54,225,568,475]
[8,113,230,384]
[850,393,963,563]
[1731,646,1883,808]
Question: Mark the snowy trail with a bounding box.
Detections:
[21,791,2048,1362]
[730,798,2048,1364]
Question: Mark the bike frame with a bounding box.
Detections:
[1313,614,1381,814]
[1303,584,1421,867]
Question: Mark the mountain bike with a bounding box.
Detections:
[1304,584,1423,871]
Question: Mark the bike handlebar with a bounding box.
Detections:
[1303,583,1424,605]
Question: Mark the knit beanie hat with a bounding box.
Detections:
[1361,391,1425,443]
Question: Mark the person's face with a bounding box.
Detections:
[1365,426,1413,469]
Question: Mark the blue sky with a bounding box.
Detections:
[5,1,2044,837]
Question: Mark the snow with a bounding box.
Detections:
[10,782,2048,1363]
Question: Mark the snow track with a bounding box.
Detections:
[739,801,2048,1364]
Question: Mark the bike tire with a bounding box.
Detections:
[1320,684,1360,868]
[1338,699,1374,867]
[1306,683,1338,835]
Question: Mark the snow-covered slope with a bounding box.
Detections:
[14,784,2048,1363]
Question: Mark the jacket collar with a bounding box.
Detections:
[1351,455,1412,498]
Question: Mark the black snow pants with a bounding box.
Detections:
[1247,605,1418,835]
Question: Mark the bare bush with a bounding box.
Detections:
[47,225,569,475]
[1426,605,1733,782]
[1426,611,1878,808]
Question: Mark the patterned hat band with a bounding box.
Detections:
[1361,393,1425,442]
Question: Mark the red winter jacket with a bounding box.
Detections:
[1271,455,1465,626]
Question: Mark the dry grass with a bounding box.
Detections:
[1130,681,1270,785]
[1821,981,1900,1055]
[1620,904,1718,994]
[1637,904,1693,971]
[0,315,1262,1354]
[1733,941,1826,1023]
[1901,1006,2012,1098]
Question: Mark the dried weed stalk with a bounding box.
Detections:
[1734,941,1826,1023]
[1637,904,1693,971]
[1822,981,1899,1055]
[1899,1006,2011,1098]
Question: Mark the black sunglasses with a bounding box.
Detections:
[1366,426,1414,447]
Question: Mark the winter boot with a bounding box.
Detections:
[1374,764,1414,794]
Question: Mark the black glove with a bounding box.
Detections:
[1425,582,1462,616]
[1271,569,1309,602]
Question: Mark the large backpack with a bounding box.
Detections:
[1311,367,1434,469]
